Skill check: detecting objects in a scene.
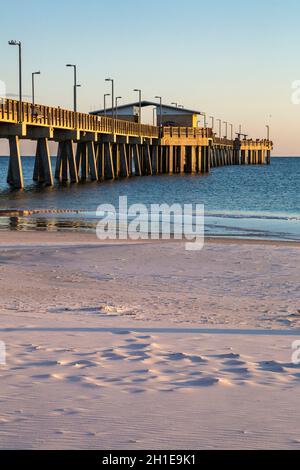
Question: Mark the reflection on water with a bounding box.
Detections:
[0,157,299,241]
[0,214,299,242]
[0,216,97,233]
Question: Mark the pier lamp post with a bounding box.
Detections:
[66,64,80,113]
[8,40,22,122]
[229,123,233,140]
[153,107,156,126]
[32,71,41,106]
[223,121,228,139]
[133,89,142,135]
[105,78,114,121]
[200,112,207,128]
[104,93,110,117]
[115,96,122,119]
[155,96,163,127]
[209,116,214,131]
[266,124,270,141]
[216,119,222,138]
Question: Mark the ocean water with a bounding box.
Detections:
[0,156,299,241]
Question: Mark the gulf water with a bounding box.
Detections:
[0,157,299,241]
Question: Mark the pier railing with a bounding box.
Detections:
[0,98,159,139]
[213,136,234,146]
[162,127,214,139]
[241,138,273,150]
[0,98,273,150]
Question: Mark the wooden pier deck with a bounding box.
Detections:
[0,98,273,189]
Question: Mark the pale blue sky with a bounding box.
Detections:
[1,0,300,154]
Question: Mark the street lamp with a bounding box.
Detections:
[133,89,142,131]
[66,64,80,113]
[155,96,162,126]
[8,40,22,122]
[32,71,41,106]
[229,123,233,140]
[209,116,214,130]
[105,78,114,120]
[216,119,222,138]
[104,93,110,116]
[223,121,228,139]
[115,96,122,119]
[153,107,156,126]
[266,124,270,141]
[200,112,207,128]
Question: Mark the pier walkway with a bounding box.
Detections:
[0,98,273,189]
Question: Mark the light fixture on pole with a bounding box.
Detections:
[8,40,22,122]
[32,71,41,106]
[216,119,222,138]
[223,121,228,139]
[155,96,163,127]
[153,107,156,126]
[105,78,114,121]
[209,116,214,130]
[104,93,110,117]
[229,123,233,140]
[200,112,207,128]
[66,64,80,113]
[133,88,142,133]
[115,96,122,119]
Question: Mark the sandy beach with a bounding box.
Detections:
[0,232,300,449]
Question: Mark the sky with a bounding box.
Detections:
[1,0,300,155]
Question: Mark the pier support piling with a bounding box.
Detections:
[119,144,129,177]
[55,140,78,183]
[104,143,115,179]
[33,138,53,185]
[7,136,24,189]
[133,144,142,176]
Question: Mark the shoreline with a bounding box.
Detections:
[0,229,299,248]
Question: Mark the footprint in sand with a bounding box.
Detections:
[222,359,246,367]
[66,375,84,383]
[221,367,250,375]
[185,354,208,364]
[24,360,59,367]
[131,377,149,383]
[132,369,151,375]
[113,331,132,336]
[121,343,150,351]
[101,349,126,361]
[172,377,219,388]
[31,374,52,380]
[211,353,241,360]
[68,360,98,369]
[164,353,186,361]
[258,361,286,373]
[52,408,82,416]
